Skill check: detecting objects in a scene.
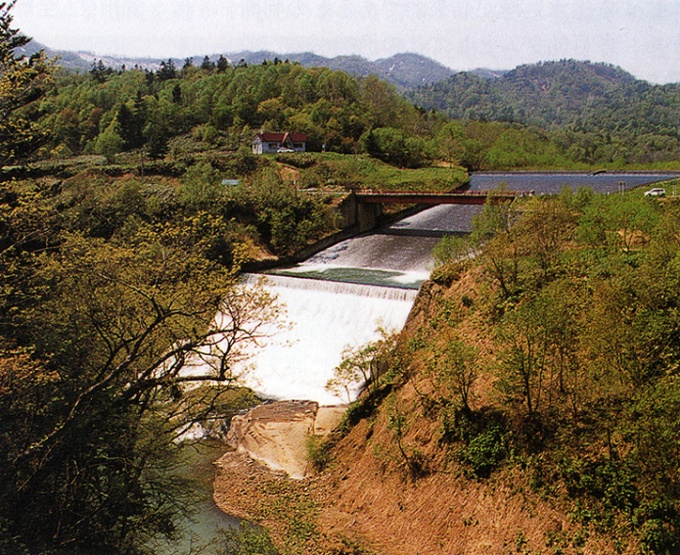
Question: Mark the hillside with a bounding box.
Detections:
[214,184,680,555]
[409,59,679,130]
[26,41,456,89]
[408,59,680,165]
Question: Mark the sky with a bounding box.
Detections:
[11,0,680,84]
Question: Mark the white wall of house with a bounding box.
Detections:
[252,134,307,154]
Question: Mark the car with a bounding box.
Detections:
[276,147,295,153]
[644,188,666,197]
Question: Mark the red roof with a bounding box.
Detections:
[255,132,307,142]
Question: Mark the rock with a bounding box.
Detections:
[226,400,346,479]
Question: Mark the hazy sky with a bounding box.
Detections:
[12,0,680,84]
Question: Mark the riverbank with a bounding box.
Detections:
[211,271,624,555]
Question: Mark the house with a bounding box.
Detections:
[252,131,307,154]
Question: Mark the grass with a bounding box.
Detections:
[291,152,469,192]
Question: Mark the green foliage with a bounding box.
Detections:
[326,329,397,403]
[432,233,471,266]
[429,339,479,411]
[179,160,224,211]
[95,119,124,162]
[34,60,437,162]
[383,394,429,480]
[440,407,507,478]
[459,422,506,479]
[0,3,53,165]
[217,522,279,555]
[360,127,432,168]
[306,435,333,473]
[0,176,286,553]
[408,60,680,166]
[221,167,339,256]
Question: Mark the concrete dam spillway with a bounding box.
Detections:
[236,203,483,405]
[239,274,418,405]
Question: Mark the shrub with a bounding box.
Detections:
[306,435,332,472]
[459,422,506,478]
[275,152,317,168]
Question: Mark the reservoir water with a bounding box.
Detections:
[468,171,679,194]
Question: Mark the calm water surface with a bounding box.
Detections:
[468,171,679,194]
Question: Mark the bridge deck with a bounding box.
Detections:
[354,190,534,205]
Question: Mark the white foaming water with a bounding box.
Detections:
[235,274,417,405]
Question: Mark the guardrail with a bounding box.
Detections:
[354,190,535,205]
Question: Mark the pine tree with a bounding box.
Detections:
[216,54,229,73]
[0,1,52,164]
[117,102,144,150]
[157,58,176,81]
[201,55,215,72]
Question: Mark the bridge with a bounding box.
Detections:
[354,189,534,205]
[341,189,534,232]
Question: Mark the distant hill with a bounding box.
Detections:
[197,51,457,89]
[407,59,680,133]
[17,40,162,72]
[23,41,457,89]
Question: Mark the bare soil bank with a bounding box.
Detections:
[213,274,633,555]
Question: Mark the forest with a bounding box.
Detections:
[407,60,680,166]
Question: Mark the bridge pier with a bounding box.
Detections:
[339,193,384,232]
[357,201,383,232]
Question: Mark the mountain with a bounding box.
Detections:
[23,40,457,89]
[407,59,679,131]
[373,53,457,88]
[469,67,508,79]
[17,40,162,72]
[214,51,456,88]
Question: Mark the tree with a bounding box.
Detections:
[116,102,144,150]
[156,59,176,81]
[216,54,229,73]
[201,55,215,72]
[0,226,282,553]
[326,330,396,403]
[90,59,113,83]
[496,295,550,420]
[436,122,466,169]
[0,1,52,164]
[95,119,124,162]
[431,339,478,412]
[361,127,430,168]
[469,190,522,299]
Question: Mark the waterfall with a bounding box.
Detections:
[234,274,418,405]
[227,206,483,405]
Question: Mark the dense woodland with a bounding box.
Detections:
[408,60,680,166]
[2,1,680,553]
